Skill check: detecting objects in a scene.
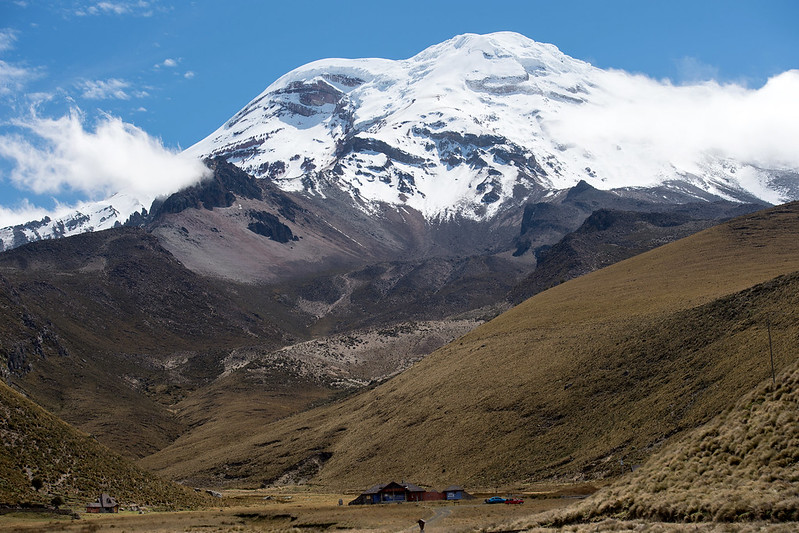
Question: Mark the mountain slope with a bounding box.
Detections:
[0,215,495,467]
[142,202,799,488]
[0,226,287,458]
[0,380,207,508]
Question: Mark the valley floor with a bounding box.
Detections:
[0,489,567,532]
[2,488,797,532]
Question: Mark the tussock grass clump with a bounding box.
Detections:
[520,359,799,528]
[0,381,208,509]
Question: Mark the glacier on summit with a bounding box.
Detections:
[187,31,799,221]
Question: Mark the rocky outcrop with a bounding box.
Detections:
[155,157,263,215]
[247,211,298,243]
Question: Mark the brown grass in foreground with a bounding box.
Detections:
[509,358,799,530]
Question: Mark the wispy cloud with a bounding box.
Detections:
[183,70,195,79]
[74,1,158,17]
[675,56,720,84]
[0,59,41,96]
[79,78,130,99]
[0,29,18,53]
[0,109,210,203]
[78,78,148,100]
[0,28,41,96]
[0,199,72,229]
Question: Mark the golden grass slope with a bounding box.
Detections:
[144,202,799,490]
[0,381,208,509]
[517,357,799,529]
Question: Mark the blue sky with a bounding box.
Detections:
[0,0,797,225]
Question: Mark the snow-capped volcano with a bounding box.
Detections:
[187,31,797,220]
[3,32,797,253]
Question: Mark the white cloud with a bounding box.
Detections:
[0,29,18,53]
[75,1,156,17]
[0,59,40,95]
[183,70,195,79]
[0,29,43,97]
[155,57,180,69]
[0,199,73,228]
[0,109,210,204]
[79,78,131,99]
[77,78,149,100]
[675,56,720,83]
[546,69,799,176]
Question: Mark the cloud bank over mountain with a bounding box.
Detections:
[549,69,799,175]
[0,110,209,227]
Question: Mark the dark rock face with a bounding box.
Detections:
[507,205,763,304]
[155,157,263,215]
[247,211,298,243]
[511,180,767,258]
[411,126,545,180]
[124,208,150,227]
[281,79,343,106]
[337,136,425,166]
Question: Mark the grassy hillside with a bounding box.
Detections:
[0,380,208,509]
[143,202,799,489]
[517,357,799,528]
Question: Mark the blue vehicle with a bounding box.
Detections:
[484,496,507,504]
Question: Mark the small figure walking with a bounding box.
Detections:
[418,518,426,531]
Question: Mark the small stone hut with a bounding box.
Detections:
[86,493,119,513]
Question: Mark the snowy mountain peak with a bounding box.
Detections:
[412,31,579,73]
[0,192,150,252]
[187,32,798,220]
[186,32,608,221]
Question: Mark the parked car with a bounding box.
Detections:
[484,496,507,504]
[504,498,524,504]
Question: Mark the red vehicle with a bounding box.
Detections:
[504,498,524,504]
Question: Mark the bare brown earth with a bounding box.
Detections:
[141,202,799,490]
[0,223,489,464]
